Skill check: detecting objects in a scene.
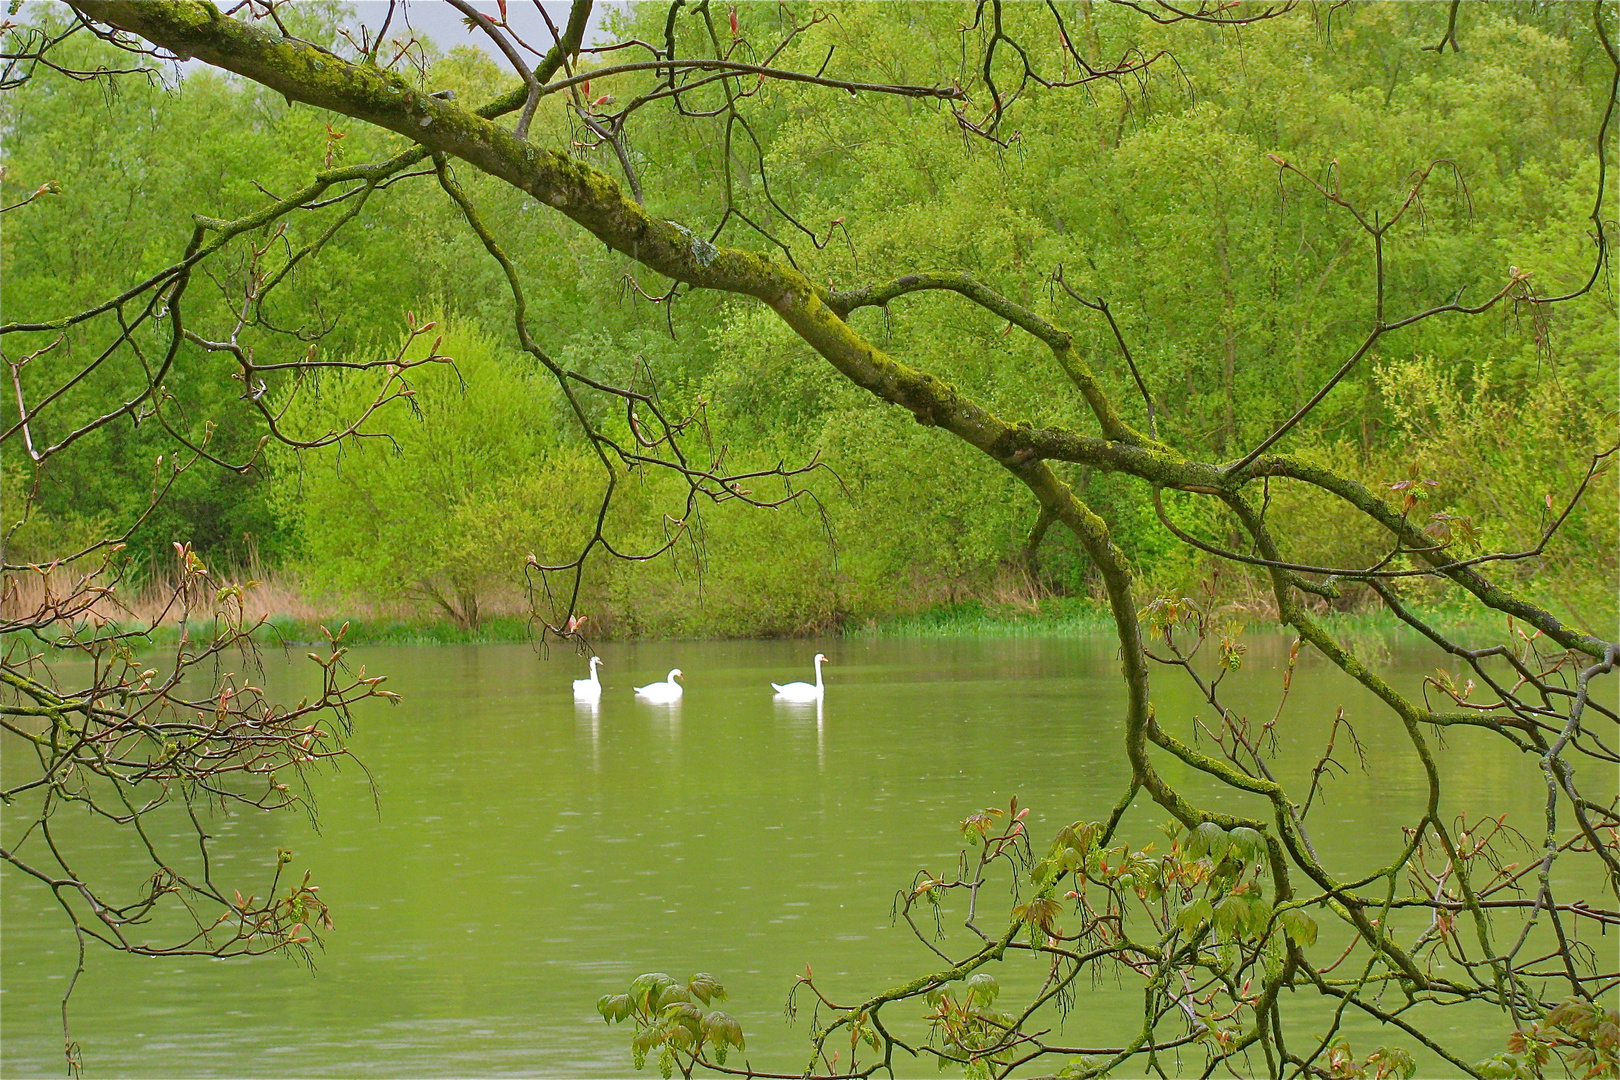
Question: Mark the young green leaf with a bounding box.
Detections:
[1278,908,1319,947]
[687,972,726,1005]
[965,972,1001,1005]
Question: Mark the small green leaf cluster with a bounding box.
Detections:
[845,1009,884,1058]
[1324,1039,1418,1080]
[1476,999,1620,1080]
[1032,820,1104,887]
[1136,597,1248,671]
[1138,595,1204,642]
[1173,823,1316,954]
[958,806,1006,845]
[1216,624,1247,672]
[1033,820,1162,898]
[1025,820,1175,954]
[1185,821,1266,880]
[1010,895,1065,945]
[1475,1054,1534,1080]
[597,972,745,1077]
[924,974,1017,1077]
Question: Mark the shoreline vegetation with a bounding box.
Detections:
[9,556,1602,650]
[18,593,1562,649]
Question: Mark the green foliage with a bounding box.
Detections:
[0,13,422,567]
[1474,999,1620,1080]
[1325,1039,1419,1080]
[597,973,745,1074]
[0,463,113,564]
[960,805,1008,845]
[269,321,601,628]
[923,974,1019,1077]
[3,1,1613,631]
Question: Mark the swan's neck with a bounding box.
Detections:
[814,656,824,690]
[590,661,601,687]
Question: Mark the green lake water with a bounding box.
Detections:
[3,634,1611,1077]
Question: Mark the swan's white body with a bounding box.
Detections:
[573,656,603,702]
[772,654,829,702]
[635,669,684,703]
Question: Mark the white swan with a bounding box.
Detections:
[634,668,684,703]
[772,653,829,702]
[573,656,603,702]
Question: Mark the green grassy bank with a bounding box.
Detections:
[59,596,1573,651]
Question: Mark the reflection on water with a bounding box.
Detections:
[773,697,825,770]
[3,635,1610,1077]
[575,702,601,772]
[638,697,682,746]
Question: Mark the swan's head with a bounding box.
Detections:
[590,656,603,668]
[814,653,829,663]
[669,669,684,682]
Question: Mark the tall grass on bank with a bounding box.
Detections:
[5,556,1596,649]
[851,598,1529,644]
[0,562,536,647]
[2,561,343,628]
[855,598,1114,638]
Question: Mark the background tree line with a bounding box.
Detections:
[3,0,1613,636]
